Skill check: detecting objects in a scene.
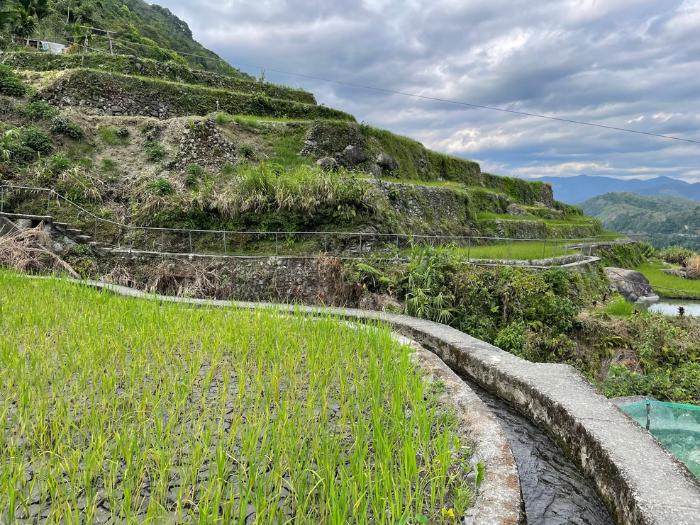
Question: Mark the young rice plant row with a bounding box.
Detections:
[0,271,472,523]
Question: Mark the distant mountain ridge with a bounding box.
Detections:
[534,175,700,204]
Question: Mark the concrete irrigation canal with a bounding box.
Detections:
[466,380,614,525]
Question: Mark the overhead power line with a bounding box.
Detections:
[79,32,700,145]
[234,64,700,145]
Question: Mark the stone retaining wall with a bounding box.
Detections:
[94,252,355,304]
[37,69,353,121]
[64,278,700,525]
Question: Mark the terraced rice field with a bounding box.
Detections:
[637,261,700,299]
[0,271,472,523]
[447,240,576,261]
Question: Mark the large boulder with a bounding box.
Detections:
[604,267,657,304]
[376,152,398,172]
[342,144,366,166]
[506,203,528,216]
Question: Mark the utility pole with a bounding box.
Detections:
[81,33,88,66]
[77,26,116,56]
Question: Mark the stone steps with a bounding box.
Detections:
[0,211,107,251]
[0,211,53,223]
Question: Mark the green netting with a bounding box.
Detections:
[619,400,700,478]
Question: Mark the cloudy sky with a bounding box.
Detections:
[156,0,700,182]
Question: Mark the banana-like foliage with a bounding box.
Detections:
[2,0,48,38]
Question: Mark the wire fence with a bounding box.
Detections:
[0,184,609,261]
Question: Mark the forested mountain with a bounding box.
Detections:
[582,192,700,249]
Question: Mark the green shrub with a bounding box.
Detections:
[657,246,696,266]
[20,101,58,121]
[51,117,84,139]
[214,111,233,125]
[144,140,165,162]
[601,363,700,404]
[602,295,636,316]
[494,322,527,354]
[239,143,256,159]
[598,242,654,267]
[184,164,204,188]
[404,248,457,324]
[48,153,70,173]
[20,127,52,154]
[186,163,204,177]
[146,178,175,196]
[345,261,395,294]
[393,247,607,347]
[0,65,27,97]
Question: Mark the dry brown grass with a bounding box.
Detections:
[0,224,78,277]
[685,256,700,279]
[149,260,221,297]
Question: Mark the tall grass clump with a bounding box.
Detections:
[209,162,382,220]
[0,272,473,523]
[657,246,696,266]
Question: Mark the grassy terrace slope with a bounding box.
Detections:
[637,261,700,299]
[2,51,316,104]
[33,69,351,121]
[0,271,472,522]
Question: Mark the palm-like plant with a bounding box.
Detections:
[3,0,49,39]
[0,129,19,163]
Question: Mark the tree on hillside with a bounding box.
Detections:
[2,0,49,38]
[54,0,103,25]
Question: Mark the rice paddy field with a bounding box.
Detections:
[447,240,576,261]
[0,271,472,524]
[637,261,700,299]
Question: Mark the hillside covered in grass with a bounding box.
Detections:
[0,2,606,242]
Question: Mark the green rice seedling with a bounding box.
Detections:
[602,295,636,316]
[0,271,473,523]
